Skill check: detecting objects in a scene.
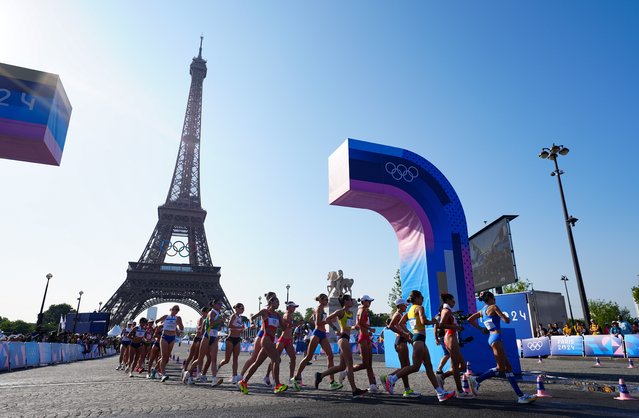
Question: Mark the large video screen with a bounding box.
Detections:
[470,216,518,292]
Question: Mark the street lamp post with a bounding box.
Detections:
[72,291,84,334]
[286,284,290,303]
[36,273,53,331]
[561,275,575,327]
[258,296,262,311]
[98,301,103,312]
[539,144,591,325]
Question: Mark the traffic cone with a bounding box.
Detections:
[461,374,471,394]
[466,361,474,376]
[537,355,543,364]
[628,358,635,369]
[614,378,636,401]
[536,375,552,397]
[594,357,601,367]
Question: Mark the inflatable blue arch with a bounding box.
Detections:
[328,138,520,373]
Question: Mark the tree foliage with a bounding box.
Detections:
[0,318,35,335]
[588,298,630,327]
[42,303,73,326]
[387,269,402,313]
[304,307,314,323]
[632,286,639,305]
[503,278,532,294]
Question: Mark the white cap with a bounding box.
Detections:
[395,298,408,306]
[360,294,374,302]
[286,301,299,308]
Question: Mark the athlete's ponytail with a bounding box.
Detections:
[315,293,328,302]
[338,294,351,307]
[479,291,494,303]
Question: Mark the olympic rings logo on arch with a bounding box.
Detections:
[159,240,190,258]
[526,341,544,351]
[385,162,419,182]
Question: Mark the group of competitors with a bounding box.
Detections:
[114,289,538,404]
[114,304,183,383]
[381,290,537,404]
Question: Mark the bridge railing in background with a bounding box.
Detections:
[0,342,116,372]
[519,334,638,358]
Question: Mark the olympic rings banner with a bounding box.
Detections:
[584,335,625,357]
[521,337,550,358]
[550,335,583,356]
[624,334,639,358]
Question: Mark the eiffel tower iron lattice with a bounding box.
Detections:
[102,39,229,326]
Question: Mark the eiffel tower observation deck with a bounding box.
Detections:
[102,38,229,326]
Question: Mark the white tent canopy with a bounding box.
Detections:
[107,325,122,337]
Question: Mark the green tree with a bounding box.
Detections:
[2,320,36,335]
[589,299,630,327]
[368,310,390,327]
[291,311,303,323]
[632,286,639,305]
[304,307,314,323]
[42,303,73,326]
[503,278,532,294]
[387,269,402,313]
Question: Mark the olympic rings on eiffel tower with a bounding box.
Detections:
[159,239,190,257]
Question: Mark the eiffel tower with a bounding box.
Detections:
[102,38,229,326]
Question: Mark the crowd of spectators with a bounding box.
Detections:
[0,330,118,356]
[536,315,639,338]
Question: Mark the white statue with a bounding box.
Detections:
[326,270,354,298]
[341,278,354,295]
[326,270,344,298]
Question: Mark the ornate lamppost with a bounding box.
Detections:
[72,291,84,334]
[36,273,53,331]
[286,284,290,303]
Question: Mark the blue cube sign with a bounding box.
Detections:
[0,62,72,166]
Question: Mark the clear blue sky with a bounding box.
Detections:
[2,1,638,326]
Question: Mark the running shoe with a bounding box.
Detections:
[263,376,272,387]
[151,368,157,379]
[456,391,475,399]
[338,370,347,384]
[115,365,121,371]
[187,376,194,385]
[467,375,479,396]
[352,388,368,399]
[274,383,288,394]
[211,376,224,387]
[368,384,378,393]
[436,373,445,389]
[517,394,538,404]
[290,377,301,391]
[181,370,190,384]
[238,379,249,394]
[382,374,396,395]
[437,390,456,402]
[402,389,421,398]
[330,381,344,391]
[161,375,169,382]
[129,371,133,378]
[146,373,151,379]
[314,372,323,389]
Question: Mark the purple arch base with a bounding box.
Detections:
[328,138,520,373]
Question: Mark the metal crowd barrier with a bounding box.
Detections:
[0,341,117,372]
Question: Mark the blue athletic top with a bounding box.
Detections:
[481,305,501,332]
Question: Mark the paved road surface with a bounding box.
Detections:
[1,344,637,417]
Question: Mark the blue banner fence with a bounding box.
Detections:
[0,342,117,372]
[520,334,638,358]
